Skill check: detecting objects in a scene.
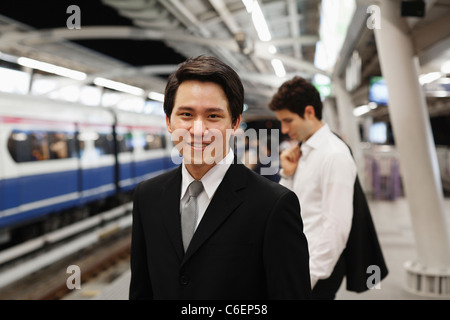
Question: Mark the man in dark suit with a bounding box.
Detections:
[129,55,311,300]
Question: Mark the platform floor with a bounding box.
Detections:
[64,197,450,300]
[335,198,448,300]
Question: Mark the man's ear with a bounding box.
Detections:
[166,116,172,133]
[232,114,241,131]
[304,105,316,120]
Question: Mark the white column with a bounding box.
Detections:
[322,97,339,133]
[374,0,450,296]
[333,78,365,185]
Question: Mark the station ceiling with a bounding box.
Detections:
[0,0,323,120]
[0,0,449,121]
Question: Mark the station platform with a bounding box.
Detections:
[63,196,450,300]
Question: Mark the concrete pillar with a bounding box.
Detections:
[322,97,339,133]
[333,78,365,185]
[374,0,450,297]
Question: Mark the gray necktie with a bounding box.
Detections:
[181,180,203,252]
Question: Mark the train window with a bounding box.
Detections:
[7,130,76,162]
[30,131,50,161]
[8,131,33,162]
[49,132,75,159]
[116,132,134,153]
[94,133,115,155]
[143,133,166,150]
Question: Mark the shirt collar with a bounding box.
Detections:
[301,123,329,156]
[181,149,234,200]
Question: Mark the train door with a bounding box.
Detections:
[115,125,135,192]
[0,127,5,217]
[132,127,171,183]
[0,125,18,229]
[0,126,25,229]
[74,123,83,204]
[14,123,80,221]
[0,125,21,245]
[78,123,116,204]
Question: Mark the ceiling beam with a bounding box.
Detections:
[0,26,239,51]
[207,0,269,74]
[287,0,302,59]
[412,10,450,56]
[0,26,325,77]
[332,3,369,79]
[255,51,330,77]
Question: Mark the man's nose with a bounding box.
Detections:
[190,119,207,137]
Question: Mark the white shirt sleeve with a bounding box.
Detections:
[308,152,356,288]
[278,169,294,189]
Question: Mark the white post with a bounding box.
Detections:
[333,78,366,186]
[322,97,339,134]
[373,0,450,297]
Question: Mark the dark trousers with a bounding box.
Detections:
[311,254,346,300]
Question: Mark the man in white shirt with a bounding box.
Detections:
[269,76,357,299]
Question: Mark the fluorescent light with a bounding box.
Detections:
[94,77,144,96]
[353,104,371,117]
[419,72,441,85]
[12,132,27,141]
[242,0,253,12]
[268,45,286,78]
[243,0,271,41]
[314,74,331,85]
[148,91,165,102]
[17,57,86,80]
[368,102,378,110]
[268,45,277,54]
[252,1,271,41]
[271,59,286,77]
[441,60,450,74]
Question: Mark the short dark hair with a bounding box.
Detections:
[164,55,244,125]
[268,76,322,120]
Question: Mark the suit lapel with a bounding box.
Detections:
[182,162,247,264]
[161,166,185,261]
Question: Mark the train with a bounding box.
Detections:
[0,92,175,248]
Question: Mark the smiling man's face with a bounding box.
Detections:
[166,79,241,178]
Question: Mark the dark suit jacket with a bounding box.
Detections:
[343,175,389,292]
[331,135,389,292]
[129,160,311,300]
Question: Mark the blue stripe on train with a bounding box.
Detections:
[1,169,80,211]
[79,165,116,204]
[119,156,175,191]
[0,166,114,228]
[0,156,174,229]
[0,198,81,229]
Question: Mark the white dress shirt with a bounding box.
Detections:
[180,149,234,230]
[279,124,357,288]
